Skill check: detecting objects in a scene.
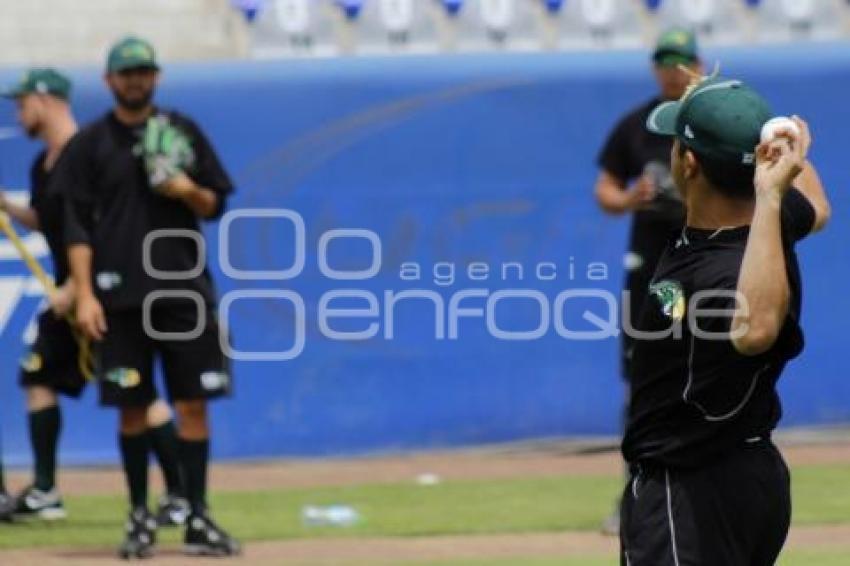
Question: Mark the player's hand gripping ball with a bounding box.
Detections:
[760,116,801,144]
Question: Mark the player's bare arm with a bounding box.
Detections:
[787,117,830,233]
[594,170,656,214]
[157,172,220,218]
[68,243,107,341]
[49,278,75,317]
[0,191,40,230]
[731,131,806,356]
[0,190,73,316]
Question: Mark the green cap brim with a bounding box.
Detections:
[646,101,680,136]
[109,61,160,73]
[654,53,695,67]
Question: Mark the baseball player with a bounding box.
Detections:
[620,75,830,565]
[58,37,239,558]
[0,448,12,521]
[594,27,702,535]
[0,68,189,525]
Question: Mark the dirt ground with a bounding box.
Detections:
[4,525,850,566]
[3,438,850,565]
[9,437,850,496]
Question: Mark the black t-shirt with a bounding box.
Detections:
[30,149,70,283]
[59,109,233,310]
[599,97,688,379]
[597,97,686,282]
[622,189,816,468]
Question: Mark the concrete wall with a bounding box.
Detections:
[0,0,248,66]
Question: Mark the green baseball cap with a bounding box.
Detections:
[1,68,72,100]
[653,28,699,66]
[646,76,772,165]
[107,36,160,73]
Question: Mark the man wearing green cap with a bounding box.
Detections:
[0,68,188,526]
[58,36,240,558]
[619,75,830,565]
[594,27,702,536]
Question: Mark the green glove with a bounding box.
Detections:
[142,114,195,189]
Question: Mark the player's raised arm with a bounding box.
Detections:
[731,132,806,356]
[788,117,830,233]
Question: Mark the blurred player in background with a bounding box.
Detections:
[0,446,12,521]
[60,37,239,558]
[593,28,702,535]
[621,76,829,565]
[0,69,188,524]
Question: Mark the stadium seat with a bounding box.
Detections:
[335,0,365,20]
[241,0,850,59]
[652,0,746,46]
[441,0,465,17]
[250,0,337,58]
[340,0,440,54]
[753,0,844,42]
[450,0,540,52]
[547,0,645,51]
[232,0,264,22]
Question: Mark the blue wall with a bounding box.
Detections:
[0,43,848,465]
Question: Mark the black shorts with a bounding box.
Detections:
[620,439,791,566]
[98,305,231,407]
[19,310,87,398]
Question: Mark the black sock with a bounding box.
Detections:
[29,406,61,491]
[148,421,184,497]
[0,455,6,494]
[119,433,150,509]
[178,439,208,514]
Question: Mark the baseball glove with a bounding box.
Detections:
[141,114,195,190]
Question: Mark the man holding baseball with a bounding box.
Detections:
[58,37,239,558]
[0,69,188,525]
[620,75,830,565]
[594,27,702,535]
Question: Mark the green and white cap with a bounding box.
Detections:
[653,28,699,67]
[1,68,72,100]
[646,76,772,165]
[107,36,159,73]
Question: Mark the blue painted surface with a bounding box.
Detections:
[0,43,848,465]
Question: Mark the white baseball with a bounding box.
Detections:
[760,117,800,143]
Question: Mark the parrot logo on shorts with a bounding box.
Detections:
[650,280,686,321]
[105,367,142,389]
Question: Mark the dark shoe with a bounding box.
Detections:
[184,511,241,556]
[0,492,14,522]
[118,507,157,560]
[14,485,67,521]
[155,494,190,527]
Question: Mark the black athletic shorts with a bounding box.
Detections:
[620,438,791,566]
[19,309,87,398]
[98,304,231,407]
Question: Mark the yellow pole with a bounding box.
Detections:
[0,211,95,380]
